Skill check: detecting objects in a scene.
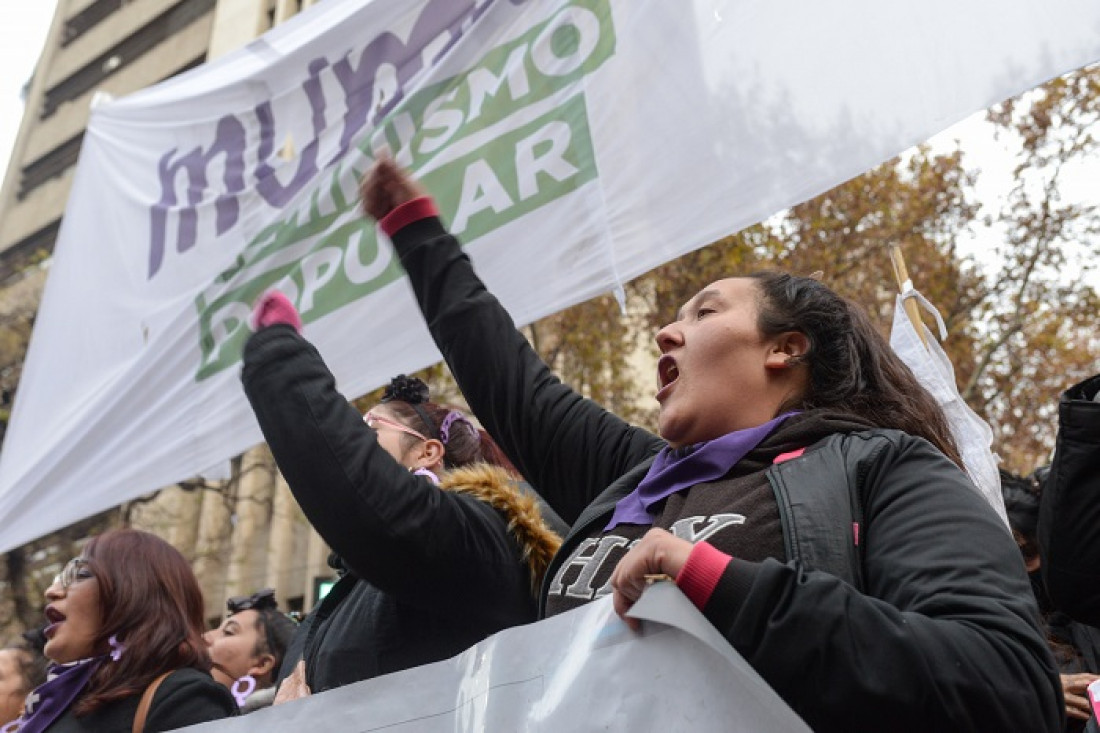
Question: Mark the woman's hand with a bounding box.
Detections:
[251,290,302,332]
[273,660,311,705]
[610,528,693,630]
[1061,672,1100,721]
[360,157,427,222]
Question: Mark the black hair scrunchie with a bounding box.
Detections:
[381,374,430,404]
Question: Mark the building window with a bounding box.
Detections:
[62,0,125,47]
[19,51,205,202]
[18,133,84,200]
[42,0,217,119]
[0,219,60,285]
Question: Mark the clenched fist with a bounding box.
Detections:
[360,157,427,222]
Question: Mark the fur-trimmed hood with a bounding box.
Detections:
[441,464,562,593]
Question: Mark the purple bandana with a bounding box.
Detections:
[604,412,797,531]
[5,657,104,733]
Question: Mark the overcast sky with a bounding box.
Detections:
[0,3,57,177]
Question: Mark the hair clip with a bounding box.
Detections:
[438,410,477,444]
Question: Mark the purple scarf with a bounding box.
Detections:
[5,657,104,733]
[605,412,797,531]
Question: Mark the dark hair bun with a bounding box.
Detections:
[382,374,430,405]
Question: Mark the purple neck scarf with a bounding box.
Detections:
[5,657,104,733]
[605,412,797,531]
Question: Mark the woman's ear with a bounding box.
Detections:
[410,438,446,470]
[248,653,277,685]
[765,332,810,369]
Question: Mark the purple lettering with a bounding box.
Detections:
[147,0,529,280]
[255,58,329,208]
[148,114,246,278]
[328,0,489,165]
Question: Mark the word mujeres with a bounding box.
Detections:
[148,0,527,281]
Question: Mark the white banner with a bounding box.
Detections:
[1,0,1098,551]
[179,583,811,732]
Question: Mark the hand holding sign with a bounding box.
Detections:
[610,528,693,631]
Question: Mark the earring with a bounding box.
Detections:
[231,675,257,708]
[412,467,440,484]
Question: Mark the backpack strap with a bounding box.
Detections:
[768,436,866,591]
[132,671,172,733]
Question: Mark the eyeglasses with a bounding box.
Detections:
[227,588,277,614]
[364,411,429,442]
[52,558,92,589]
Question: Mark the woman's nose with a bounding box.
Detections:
[44,578,64,601]
[655,322,682,353]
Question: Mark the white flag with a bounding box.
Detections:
[890,290,1008,527]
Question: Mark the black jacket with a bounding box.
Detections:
[1040,373,1100,626]
[241,326,560,693]
[390,214,1064,733]
[45,667,235,732]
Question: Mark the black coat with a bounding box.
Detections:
[241,327,560,693]
[1040,373,1100,626]
[45,667,235,732]
[389,213,1064,733]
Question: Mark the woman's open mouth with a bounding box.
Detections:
[44,607,65,637]
[656,356,680,399]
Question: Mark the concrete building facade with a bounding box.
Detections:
[0,0,333,625]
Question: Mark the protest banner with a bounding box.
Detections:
[1,0,1098,550]
[181,583,811,732]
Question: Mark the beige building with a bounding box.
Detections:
[0,0,334,625]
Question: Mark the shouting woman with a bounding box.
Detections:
[358,158,1064,733]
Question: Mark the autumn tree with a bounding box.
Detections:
[951,64,1100,471]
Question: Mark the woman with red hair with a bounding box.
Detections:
[5,529,236,732]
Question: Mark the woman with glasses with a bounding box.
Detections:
[241,318,562,699]
[4,529,236,732]
[204,589,297,713]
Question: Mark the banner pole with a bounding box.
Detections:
[889,244,928,347]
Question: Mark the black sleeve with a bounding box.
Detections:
[698,435,1064,733]
[241,325,528,612]
[145,668,237,732]
[1040,373,1100,625]
[390,217,664,525]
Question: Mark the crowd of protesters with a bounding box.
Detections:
[1,159,1098,732]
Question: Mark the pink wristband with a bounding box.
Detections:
[675,541,733,610]
[379,196,440,237]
